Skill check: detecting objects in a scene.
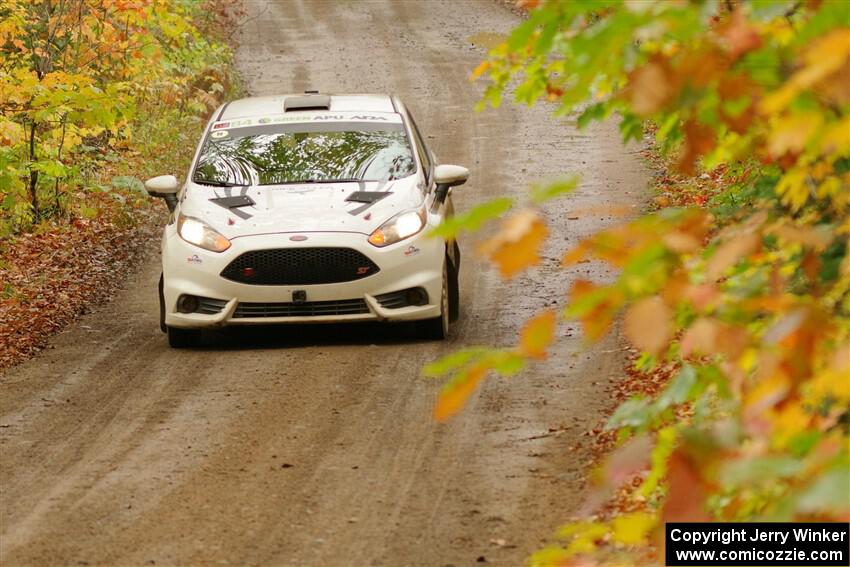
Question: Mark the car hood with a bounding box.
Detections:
[179,177,424,239]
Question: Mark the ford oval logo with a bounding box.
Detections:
[289,235,308,242]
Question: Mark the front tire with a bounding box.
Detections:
[158,274,167,333]
[416,258,450,340]
[448,242,460,323]
[167,326,200,348]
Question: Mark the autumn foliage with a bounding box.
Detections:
[429,1,849,564]
[0,0,235,234]
[0,0,238,367]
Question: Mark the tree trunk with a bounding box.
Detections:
[28,121,40,222]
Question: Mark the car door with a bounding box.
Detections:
[406,111,455,218]
[404,108,461,278]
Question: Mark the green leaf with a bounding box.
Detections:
[422,347,491,377]
[577,103,609,129]
[640,426,677,496]
[111,175,146,193]
[795,465,850,515]
[653,365,697,410]
[530,176,579,204]
[488,350,526,375]
[720,456,804,486]
[428,197,512,239]
[607,397,651,430]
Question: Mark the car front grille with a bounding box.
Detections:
[232,298,370,318]
[221,247,380,286]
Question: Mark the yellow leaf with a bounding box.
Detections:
[478,209,549,278]
[819,117,850,158]
[761,29,850,114]
[799,28,850,87]
[768,113,822,157]
[770,403,812,449]
[745,373,791,415]
[611,512,656,546]
[808,369,850,404]
[775,169,810,212]
[519,310,557,359]
[624,296,672,356]
[0,119,24,146]
[433,365,487,422]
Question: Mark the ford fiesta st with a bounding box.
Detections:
[145,93,468,348]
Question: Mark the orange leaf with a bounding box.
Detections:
[680,318,720,358]
[769,222,832,249]
[519,310,557,359]
[433,365,487,422]
[470,60,490,81]
[721,8,762,61]
[568,279,623,342]
[706,230,761,280]
[625,56,679,117]
[478,209,548,278]
[562,240,590,267]
[661,450,711,523]
[624,296,672,356]
[684,283,720,312]
[681,317,748,360]
[676,120,716,175]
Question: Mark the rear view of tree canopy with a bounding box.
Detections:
[429,1,849,564]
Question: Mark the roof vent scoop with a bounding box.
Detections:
[284,94,330,112]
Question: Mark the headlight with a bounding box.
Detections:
[177,214,231,252]
[368,207,427,247]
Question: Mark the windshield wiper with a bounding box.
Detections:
[193,178,241,187]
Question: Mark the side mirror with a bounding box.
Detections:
[434,164,469,204]
[145,175,180,212]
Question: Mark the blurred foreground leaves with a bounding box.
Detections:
[428,1,850,564]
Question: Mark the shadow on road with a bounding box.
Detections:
[192,321,428,351]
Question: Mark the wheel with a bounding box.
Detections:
[447,243,460,323]
[416,257,450,340]
[158,273,167,333]
[167,326,200,348]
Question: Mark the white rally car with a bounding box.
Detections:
[145,93,468,348]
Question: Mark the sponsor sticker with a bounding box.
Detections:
[187,254,203,265]
[211,130,229,139]
[404,245,420,257]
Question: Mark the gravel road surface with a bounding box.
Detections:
[0,1,648,565]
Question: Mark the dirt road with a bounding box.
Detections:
[0,1,647,565]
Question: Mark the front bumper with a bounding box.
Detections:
[162,228,444,329]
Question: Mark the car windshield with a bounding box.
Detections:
[192,121,415,186]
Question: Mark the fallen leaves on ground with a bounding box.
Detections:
[0,197,160,371]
